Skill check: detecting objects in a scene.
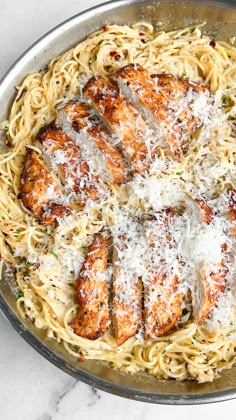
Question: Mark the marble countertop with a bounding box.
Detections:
[1,0,236,418]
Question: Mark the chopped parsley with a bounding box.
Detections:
[22,270,29,276]
[81,244,88,249]
[227,330,236,336]
[176,171,183,176]
[161,349,167,354]
[18,290,24,298]
[50,251,58,259]
[222,97,228,107]
[222,98,227,105]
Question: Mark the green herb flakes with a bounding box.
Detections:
[50,251,58,259]
[18,290,24,299]
[182,308,189,316]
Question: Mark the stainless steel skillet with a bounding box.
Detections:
[1,0,236,404]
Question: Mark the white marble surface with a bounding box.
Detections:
[1,0,236,418]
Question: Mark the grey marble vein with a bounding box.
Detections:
[87,387,102,407]
[37,379,77,420]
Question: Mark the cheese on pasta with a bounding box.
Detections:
[0,22,236,383]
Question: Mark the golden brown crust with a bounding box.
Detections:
[144,209,182,338]
[21,149,71,225]
[70,232,109,340]
[112,240,143,346]
[37,123,100,203]
[83,76,148,173]
[113,64,211,155]
[193,263,227,323]
[192,198,227,323]
[144,274,182,338]
[63,102,127,183]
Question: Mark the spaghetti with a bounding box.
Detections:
[0,22,236,383]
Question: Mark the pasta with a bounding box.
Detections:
[0,22,236,383]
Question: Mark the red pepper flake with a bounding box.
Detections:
[60,72,65,76]
[139,32,145,36]
[209,40,216,49]
[103,25,109,32]
[221,243,227,251]
[110,51,121,60]
[79,353,86,361]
